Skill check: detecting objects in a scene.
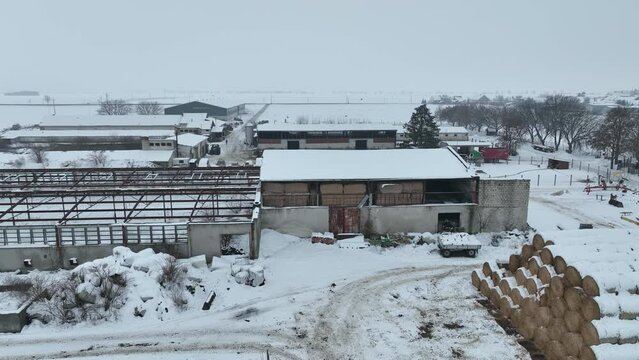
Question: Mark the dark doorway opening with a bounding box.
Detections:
[287,140,300,149]
[438,213,461,232]
[355,140,368,150]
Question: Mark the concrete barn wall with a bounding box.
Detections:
[0,243,190,272]
[477,179,530,232]
[360,204,478,234]
[188,222,252,262]
[260,206,329,237]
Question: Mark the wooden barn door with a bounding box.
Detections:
[329,207,360,234]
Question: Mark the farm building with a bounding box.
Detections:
[0,114,212,151]
[256,123,397,151]
[438,126,469,141]
[164,101,245,119]
[258,148,529,236]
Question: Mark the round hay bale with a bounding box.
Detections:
[582,275,601,298]
[536,306,552,328]
[548,317,567,341]
[562,332,584,357]
[489,286,504,306]
[533,326,550,348]
[522,297,539,317]
[528,256,543,275]
[471,270,483,289]
[564,310,584,333]
[539,291,549,307]
[511,308,523,328]
[550,275,565,298]
[565,266,584,288]
[521,244,535,261]
[580,345,595,360]
[499,277,518,295]
[545,240,555,246]
[533,233,545,251]
[491,270,506,284]
[581,297,601,322]
[515,267,532,286]
[538,265,557,285]
[581,321,600,346]
[510,287,530,306]
[479,278,492,297]
[519,315,537,340]
[550,296,568,319]
[482,262,494,277]
[540,247,554,265]
[554,256,568,274]
[508,254,521,273]
[547,340,566,360]
[499,295,516,318]
[526,277,546,295]
[564,287,587,312]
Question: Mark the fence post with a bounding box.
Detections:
[607,168,610,182]
[554,174,557,186]
[518,157,521,165]
[587,163,590,173]
[530,157,533,165]
[571,159,574,168]
[570,174,573,186]
[597,166,600,177]
[579,161,582,171]
[537,174,540,186]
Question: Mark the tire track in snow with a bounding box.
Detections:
[305,264,477,360]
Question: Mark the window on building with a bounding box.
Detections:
[149,143,155,146]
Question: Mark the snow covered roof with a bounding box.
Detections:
[257,123,397,132]
[440,141,493,147]
[179,113,211,130]
[439,126,469,134]
[40,115,182,128]
[260,148,472,182]
[176,133,208,147]
[2,128,175,139]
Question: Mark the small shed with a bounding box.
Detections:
[547,158,570,170]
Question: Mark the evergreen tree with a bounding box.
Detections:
[404,105,440,148]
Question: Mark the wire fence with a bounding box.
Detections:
[483,156,638,189]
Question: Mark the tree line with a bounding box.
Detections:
[436,97,639,168]
[97,98,163,115]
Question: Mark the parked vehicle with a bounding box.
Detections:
[480,147,509,162]
[532,144,555,153]
[209,144,221,155]
[437,232,481,258]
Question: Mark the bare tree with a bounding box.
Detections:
[88,150,109,167]
[499,107,527,152]
[590,106,636,169]
[561,110,599,153]
[136,101,163,115]
[97,98,131,115]
[28,145,48,165]
[515,98,549,145]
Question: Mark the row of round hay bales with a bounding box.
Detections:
[471,232,639,360]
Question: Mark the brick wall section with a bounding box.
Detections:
[478,179,530,232]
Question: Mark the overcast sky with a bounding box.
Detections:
[1,0,637,94]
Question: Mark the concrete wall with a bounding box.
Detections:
[360,204,477,234]
[258,138,395,151]
[0,243,190,272]
[260,206,329,237]
[477,179,530,232]
[189,222,252,262]
[0,300,31,333]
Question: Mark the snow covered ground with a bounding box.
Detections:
[0,230,530,360]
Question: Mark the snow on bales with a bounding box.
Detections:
[230,257,265,287]
[586,343,639,360]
